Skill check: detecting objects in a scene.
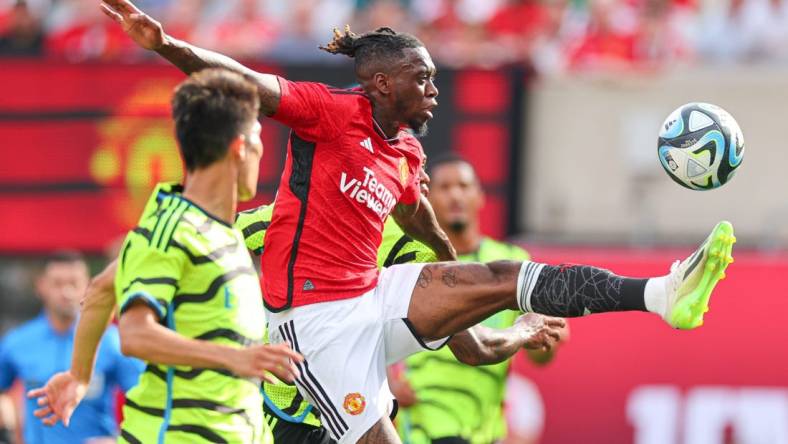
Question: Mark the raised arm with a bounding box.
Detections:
[27,260,118,427]
[392,194,457,262]
[100,0,281,116]
[447,314,565,366]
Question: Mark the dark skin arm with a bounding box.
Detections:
[392,194,457,262]
[448,314,565,367]
[100,0,281,116]
[389,314,564,407]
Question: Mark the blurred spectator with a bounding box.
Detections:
[417,0,505,67]
[565,0,643,71]
[44,0,139,61]
[636,0,696,67]
[357,0,409,33]
[696,0,788,63]
[0,1,44,56]
[158,0,205,43]
[268,0,340,63]
[486,0,564,68]
[201,0,280,59]
[7,0,788,70]
[0,251,143,444]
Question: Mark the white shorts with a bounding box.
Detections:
[267,263,450,443]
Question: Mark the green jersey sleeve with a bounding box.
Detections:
[234,205,273,256]
[507,244,530,261]
[378,218,438,267]
[115,237,183,322]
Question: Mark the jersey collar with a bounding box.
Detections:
[371,117,400,144]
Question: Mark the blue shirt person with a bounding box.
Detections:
[0,252,142,444]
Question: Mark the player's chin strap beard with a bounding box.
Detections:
[408,119,429,137]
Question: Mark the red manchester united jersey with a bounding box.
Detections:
[262,78,424,311]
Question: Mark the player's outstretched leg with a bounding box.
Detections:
[658,220,735,329]
[406,221,736,340]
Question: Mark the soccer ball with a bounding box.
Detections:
[657,102,744,190]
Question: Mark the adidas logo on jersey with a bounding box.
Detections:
[360,137,374,153]
[303,280,315,291]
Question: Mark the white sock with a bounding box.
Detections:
[644,276,668,317]
[516,261,545,313]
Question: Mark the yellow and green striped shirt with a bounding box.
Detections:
[116,183,268,444]
[398,238,530,444]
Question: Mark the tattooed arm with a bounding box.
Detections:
[392,195,457,262]
[448,314,565,366]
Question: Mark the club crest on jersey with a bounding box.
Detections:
[399,157,409,186]
[343,393,366,416]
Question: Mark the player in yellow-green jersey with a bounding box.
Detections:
[393,154,569,444]
[29,69,303,444]
[113,70,307,444]
[116,182,268,443]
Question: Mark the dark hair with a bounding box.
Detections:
[171,68,260,171]
[426,152,475,178]
[320,25,424,74]
[43,250,86,268]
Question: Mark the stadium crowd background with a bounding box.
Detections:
[2,0,788,443]
[4,0,788,69]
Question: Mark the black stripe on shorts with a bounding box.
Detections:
[279,322,348,440]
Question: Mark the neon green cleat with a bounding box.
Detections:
[664,221,736,329]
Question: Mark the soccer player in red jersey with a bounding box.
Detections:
[100,2,736,442]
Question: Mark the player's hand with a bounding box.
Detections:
[100,0,166,51]
[26,371,89,427]
[227,343,304,384]
[389,375,417,407]
[387,364,417,407]
[515,313,565,351]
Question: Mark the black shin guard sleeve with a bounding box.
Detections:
[529,264,648,317]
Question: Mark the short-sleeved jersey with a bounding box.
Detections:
[115,183,268,444]
[0,317,142,444]
[399,238,530,444]
[262,78,424,311]
[237,203,435,431]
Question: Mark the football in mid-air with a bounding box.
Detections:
[657,102,744,190]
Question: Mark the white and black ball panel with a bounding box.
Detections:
[657,102,744,191]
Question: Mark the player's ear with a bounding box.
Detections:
[373,72,391,95]
[229,134,245,162]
